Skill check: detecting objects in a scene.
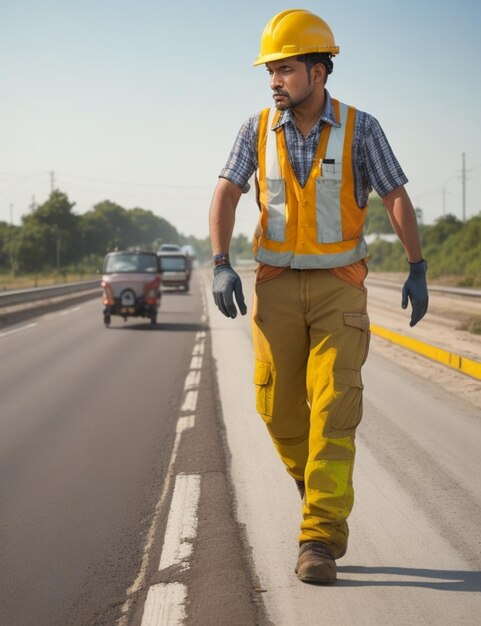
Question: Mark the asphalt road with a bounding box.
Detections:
[2,268,480,625]
[0,275,260,626]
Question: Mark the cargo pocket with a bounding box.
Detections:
[253,360,273,422]
[328,368,364,436]
[343,312,371,365]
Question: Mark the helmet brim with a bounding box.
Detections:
[253,45,339,67]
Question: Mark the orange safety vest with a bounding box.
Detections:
[255,98,368,268]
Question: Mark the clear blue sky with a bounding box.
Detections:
[1,0,480,239]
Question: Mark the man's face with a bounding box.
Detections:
[266,57,316,111]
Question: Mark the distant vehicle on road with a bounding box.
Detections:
[101,250,162,327]
[157,251,191,292]
[158,243,182,253]
[181,244,196,259]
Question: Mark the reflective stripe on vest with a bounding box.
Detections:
[255,99,368,269]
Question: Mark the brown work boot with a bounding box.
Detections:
[295,541,337,584]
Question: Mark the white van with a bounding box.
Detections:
[157,252,191,292]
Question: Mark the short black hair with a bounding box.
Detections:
[297,52,334,75]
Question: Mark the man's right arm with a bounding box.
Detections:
[209,178,247,318]
[209,177,243,257]
[209,113,259,318]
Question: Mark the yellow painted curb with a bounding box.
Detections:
[370,324,481,382]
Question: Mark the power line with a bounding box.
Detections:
[0,172,46,195]
[0,170,213,195]
[414,175,457,199]
[56,171,211,191]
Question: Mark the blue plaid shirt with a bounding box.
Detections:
[220,90,407,207]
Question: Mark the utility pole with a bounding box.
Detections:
[461,153,466,222]
[9,203,15,275]
[56,231,61,272]
[50,170,55,194]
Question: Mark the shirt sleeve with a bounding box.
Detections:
[219,113,260,189]
[356,112,408,199]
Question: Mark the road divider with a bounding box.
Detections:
[370,323,481,381]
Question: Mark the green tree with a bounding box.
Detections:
[15,222,48,272]
[364,194,392,234]
[427,214,481,284]
[0,221,20,273]
[230,233,252,261]
[80,200,132,254]
[132,208,179,249]
[421,214,463,248]
[17,190,80,272]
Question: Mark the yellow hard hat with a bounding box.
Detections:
[253,9,339,66]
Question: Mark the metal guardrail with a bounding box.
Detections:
[0,280,100,308]
[1,275,479,311]
[366,277,481,299]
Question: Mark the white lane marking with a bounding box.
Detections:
[192,342,204,356]
[118,318,207,624]
[177,415,195,433]
[158,473,201,571]
[192,331,205,356]
[0,322,37,338]
[181,389,198,413]
[116,415,196,625]
[140,583,187,626]
[189,355,203,370]
[60,306,81,316]
[184,370,201,390]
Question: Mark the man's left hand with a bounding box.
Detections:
[401,259,429,327]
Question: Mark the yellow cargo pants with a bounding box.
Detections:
[252,268,370,559]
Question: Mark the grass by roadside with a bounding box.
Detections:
[1,273,98,291]
[457,316,481,335]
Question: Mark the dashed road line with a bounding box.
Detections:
[184,369,201,390]
[118,330,205,626]
[117,414,197,625]
[189,355,203,370]
[180,390,198,413]
[158,473,201,572]
[140,583,187,626]
[0,322,37,338]
[60,306,81,316]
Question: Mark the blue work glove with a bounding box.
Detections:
[212,264,247,319]
[402,259,429,327]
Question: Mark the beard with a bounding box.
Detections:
[272,86,314,110]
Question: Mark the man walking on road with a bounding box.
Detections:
[209,9,428,584]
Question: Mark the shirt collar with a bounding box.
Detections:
[272,90,341,130]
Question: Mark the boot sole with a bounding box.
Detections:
[295,566,337,584]
[296,572,337,584]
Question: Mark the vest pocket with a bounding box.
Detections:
[266,178,286,242]
[315,176,342,243]
[253,359,273,422]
